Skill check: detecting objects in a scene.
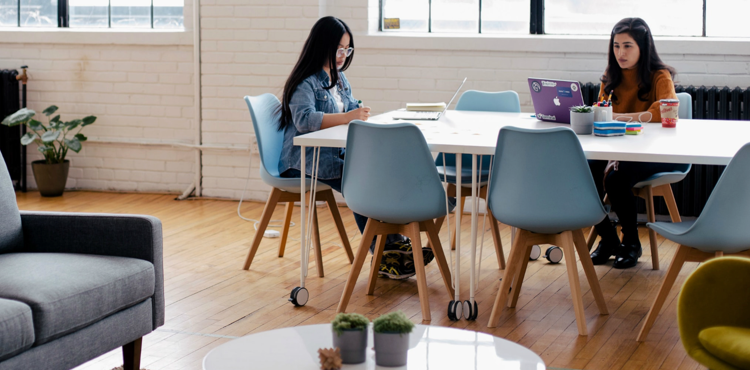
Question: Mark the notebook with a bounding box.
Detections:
[392,78,467,121]
[528,78,584,124]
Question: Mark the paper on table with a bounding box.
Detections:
[406,102,446,112]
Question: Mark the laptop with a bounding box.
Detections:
[392,77,467,120]
[528,78,584,124]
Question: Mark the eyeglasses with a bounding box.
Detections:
[336,47,354,57]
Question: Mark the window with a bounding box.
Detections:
[706,0,750,37]
[1,0,183,28]
[381,0,530,34]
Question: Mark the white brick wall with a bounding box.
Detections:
[2,0,749,201]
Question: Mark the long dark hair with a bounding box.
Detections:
[601,17,675,103]
[278,16,354,131]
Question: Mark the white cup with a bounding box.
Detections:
[593,106,613,122]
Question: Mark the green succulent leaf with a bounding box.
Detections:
[37,145,53,154]
[66,119,82,130]
[28,119,44,131]
[64,138,82,153]
[1,108,36,127]
[50,115,60,123]
[42,105,59,117]
[20,132,38,146]
[74,133,88,142]
[81,115,97,126]
[41,130,60,143]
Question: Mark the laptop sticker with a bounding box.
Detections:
[557,86,573,98]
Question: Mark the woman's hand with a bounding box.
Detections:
[347,106,371,122]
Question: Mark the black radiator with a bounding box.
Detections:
[580,82,750,217]
[0,69,24,191]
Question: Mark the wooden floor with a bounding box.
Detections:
[14,191,704,370]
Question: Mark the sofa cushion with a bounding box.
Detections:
[0,298,34,361]
[0,152,23,254]
[0,253,155,345]
[699,326,750,370]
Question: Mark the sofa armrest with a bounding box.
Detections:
[19,211,165,330]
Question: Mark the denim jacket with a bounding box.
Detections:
[278,70,359,180]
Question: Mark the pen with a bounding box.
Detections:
[357,100,363,108]
[607,91,613,106]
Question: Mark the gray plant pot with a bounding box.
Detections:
[570,111,595,135]
[31,160,69,197]
[332,328,367,364]
[373,332,410,367]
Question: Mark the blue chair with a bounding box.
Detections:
[336,121,454,321]
[242,94,354,276]
[587,92,693,270]
[432,90,521,270]
[486,126,609,335]
[637,142,750,341]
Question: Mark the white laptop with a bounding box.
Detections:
[392,78,467,120]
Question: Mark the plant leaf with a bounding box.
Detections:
[50,115,60,124]
[1,108,36,127]
[74,133,88,142]
[66,119,82,130]
[42,105,59,116]
[81,115,97,126]
[37,146,53,154]
[41,130,60,143]
[28,119,44,131]
[64,138,82,153]
[20,132,38,145]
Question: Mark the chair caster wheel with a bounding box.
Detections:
[545,246,563,264]
[289,287,309,306]
[529,245,542,260]
[463,300,478,320]
[448,300,462,321]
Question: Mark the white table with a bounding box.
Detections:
[203,324,546,370]
[291,110,750,315]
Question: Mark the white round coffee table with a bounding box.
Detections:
[203,324,545,370]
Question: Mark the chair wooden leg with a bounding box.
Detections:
[422,220,454,298]
[338,220,377,313]
[509,243,533,308]
[278,202,294,257]
[559,231,588,336]
[425,216,445,251]
[122,337,142,370]
[572,229,609,315]
[586,226,598,251]
[243,188,282,270]
[450,197,465,250]
[487,208,506,270]
[488,229,528,328]
[637,244,690,341]
[659,184,683,223]
[312,207,324,278]
[645,186,660,270]
[322,190,354,263]
[367,235,386,295]
[408,222,431,321]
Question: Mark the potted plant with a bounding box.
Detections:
[372,311,415,367]
[1,106,95,197]
[331,312,370,364]
[569,105,595,135]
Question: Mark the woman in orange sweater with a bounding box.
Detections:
[589,18,681,269]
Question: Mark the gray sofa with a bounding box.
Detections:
[0,152,164,370]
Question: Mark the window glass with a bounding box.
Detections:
[153,0,183,29]
[69,0,107,28]
[482,0,530,34]
[0,0,17,27]
[20,0,57,27]
[545,0,702,36]
[111,0,150,28]
[431,0,478,33]
[382,0,428,32]
[706,0,750,37]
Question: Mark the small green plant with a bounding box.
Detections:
[570,105,594,113]
[1,106,95,164]
[332,313,370,336]
[372,311,414,335]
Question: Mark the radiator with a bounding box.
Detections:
[0,69,23,191]
[581,82,750,217]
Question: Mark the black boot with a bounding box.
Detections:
[613,234,642,269]
[590,239,619,265]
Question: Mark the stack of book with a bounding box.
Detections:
[626,123,643,135]
[593,121,626,137]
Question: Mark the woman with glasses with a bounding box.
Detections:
[278,16,430,280]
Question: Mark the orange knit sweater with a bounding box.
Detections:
[598,68,677,122]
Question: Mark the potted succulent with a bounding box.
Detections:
[1,106,95,197]
[331,312,370,364]
[372,311,415,367]
[569,105,595,135]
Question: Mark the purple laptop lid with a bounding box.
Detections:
[528,78,584,124]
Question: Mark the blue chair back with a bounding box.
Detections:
[342,121,446,224]
[245,94,283,178]
[0,151,23,254]
[436,90,521,172]
[677,92,692,120]
[487,126,607,234]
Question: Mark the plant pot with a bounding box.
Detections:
[31,160,69,197]
[373,332,410,367]
[570,111,595,135]
[331,327,367,364]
